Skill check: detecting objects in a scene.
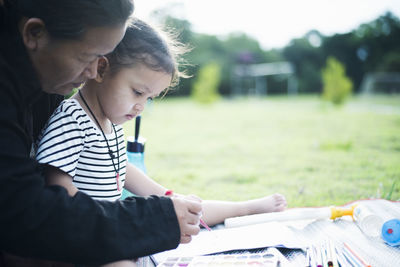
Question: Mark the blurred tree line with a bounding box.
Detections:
[153,11,400,96]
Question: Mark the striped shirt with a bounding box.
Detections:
[36,99,127,201]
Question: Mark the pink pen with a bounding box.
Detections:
[165,190,212,231]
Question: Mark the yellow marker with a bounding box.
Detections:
[330,205,356,220]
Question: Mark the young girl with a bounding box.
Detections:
[36,19,287,264]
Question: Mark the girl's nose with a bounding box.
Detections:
[134,103,144,113]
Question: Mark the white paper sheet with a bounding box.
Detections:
[153,221,306,264]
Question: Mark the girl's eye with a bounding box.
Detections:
[147,97,154,101]
[133,90,143,96]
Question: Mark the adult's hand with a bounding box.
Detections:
[170,196,202,243]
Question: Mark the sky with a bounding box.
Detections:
[134,0,400,49]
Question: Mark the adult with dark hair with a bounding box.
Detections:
[0,0,202,266]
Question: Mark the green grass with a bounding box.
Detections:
[123,94,400,207]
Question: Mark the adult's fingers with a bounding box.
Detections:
[185,198,203,215]
[184,211,201,225]
[180,234,192,244]
[180,223,200,243]
[182,223,201,237]
[171,197,202,243]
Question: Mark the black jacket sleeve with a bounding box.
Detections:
[0,73,180,265]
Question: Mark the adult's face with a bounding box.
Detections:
[22,18,127,95]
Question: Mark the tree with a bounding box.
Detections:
[283,33,325,93]
[322,57,353,105]
[191,62,221,104]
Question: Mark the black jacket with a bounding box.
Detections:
[0,4,180,265]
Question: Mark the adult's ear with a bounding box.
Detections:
[20,18,49,51]
[95,56,110,83]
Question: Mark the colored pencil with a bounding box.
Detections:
[309,245,318,267]
[335,246,352,267]
[305,247,311,267]
[321,243,328,267]
[328,240,339,267]
[341,246,362,267]
[315,244,323,267]
[343,242,371,267]
[325,240,333,267]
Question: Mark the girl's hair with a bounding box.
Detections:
[106,18,189,88]
[3,0,134,40]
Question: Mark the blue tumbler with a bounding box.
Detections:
[382,218,400,246]
[121,116,146,200]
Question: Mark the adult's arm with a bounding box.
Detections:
[0,81,180,265]
[44,165,79,196]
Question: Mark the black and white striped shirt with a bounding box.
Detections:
[36,99,127,201]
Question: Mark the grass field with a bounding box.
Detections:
[123,94,400,207]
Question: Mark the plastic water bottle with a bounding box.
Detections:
[121,116,146,200]
[353,204,384,237]
[126,135,146,172]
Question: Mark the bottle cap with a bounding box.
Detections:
[127,115,145,152]
[127,136,145,153]
[382,219,400,246]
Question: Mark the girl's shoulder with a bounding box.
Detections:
[48,98,96,132]
[39,98,100,145]
[54,98,88,121]
[56,98,81,113]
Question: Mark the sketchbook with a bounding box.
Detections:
[153,221,306,264]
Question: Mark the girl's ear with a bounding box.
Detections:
[21,18,48,51]
[95,56,110,83]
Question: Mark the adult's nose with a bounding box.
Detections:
[83,58,99,80]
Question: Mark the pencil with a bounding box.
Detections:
[315,244,323,267]
[343,242,371,267]
[305,247,311,267]
[341,246,362,267]
[200,218,212,231]
[309,246,317,267]
[321,244,328,267]
[325,240,333,267]
[335,246,351,267]
[329,240,339,267]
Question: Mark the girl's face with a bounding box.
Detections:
[97,63,172,125]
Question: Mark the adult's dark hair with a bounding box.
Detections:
[106,19,190,88]
[2,0,134,39]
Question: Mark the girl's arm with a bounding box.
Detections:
[202,194,287,226]
[124,162,287,226]
[44,165,79,196]
[124,162,168,196]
